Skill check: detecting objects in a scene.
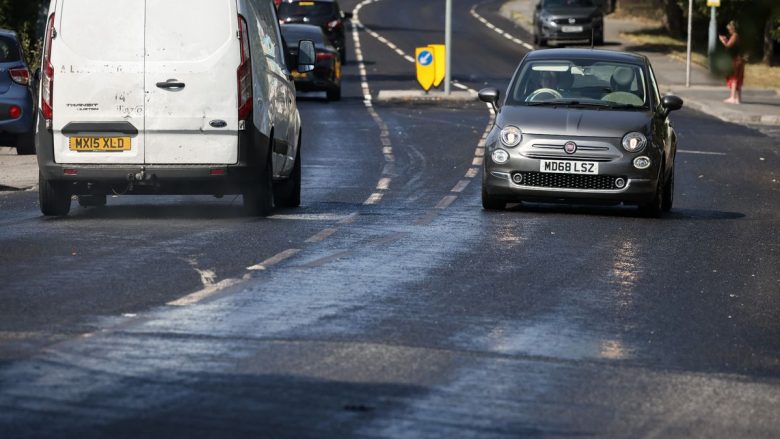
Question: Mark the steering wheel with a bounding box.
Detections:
[526,88,562,102]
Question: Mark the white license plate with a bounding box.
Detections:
[540,160,599,175]
[561,25,583,33]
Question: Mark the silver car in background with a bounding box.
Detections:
[533,0,605,46]
[479,49,684,217]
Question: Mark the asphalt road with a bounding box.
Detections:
[1,0,779,437]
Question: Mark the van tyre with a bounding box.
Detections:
[242,151,274,217]
[16,132,35,155]
[78,195,107,208]
[482,186,505,210]
[273,140,301,208]
[39,172,71,216]
[327,85,341,102]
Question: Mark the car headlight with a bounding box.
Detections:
[491,149,510,164]
[500,126,522,148]
[622,132,647,152]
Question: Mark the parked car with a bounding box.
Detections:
[35,0,315,216]
[282,24,342,101]
[478,49,683,217]
[0,29,35,155]
[533,0,604,47]
[277,0,352,63]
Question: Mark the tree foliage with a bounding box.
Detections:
[0,0,46,68]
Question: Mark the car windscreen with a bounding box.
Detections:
[281,26,327,47]
[278,2,336,18]
[0,36,21,63]
[544,0,595,7]
[507,60,648,109]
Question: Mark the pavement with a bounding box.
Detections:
[0,147,37,191]
[500,0,780,126]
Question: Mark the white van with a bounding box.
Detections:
[35,0,315,216]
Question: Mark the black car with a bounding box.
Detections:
[533,0,604,47]
[282,24,342,101]
[277,0,352,63]
[478,49,683,217]
[0,29,35,155]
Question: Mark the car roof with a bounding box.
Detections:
[524,48,648,65]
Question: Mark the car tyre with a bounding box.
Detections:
[482,186,505,210]
[78,194,107,208]
[339,46,347,65]
[327,84,341,102]
[639,173,665,218]
[595,31,604,46]
[39,172,71,216]
[273,138,301,208]
[661,165,674,212]
[243,149,274,217]
[16,132,36,155]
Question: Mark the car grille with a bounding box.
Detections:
[553,18,588,25]
[512,172,623,190]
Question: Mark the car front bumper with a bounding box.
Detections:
[540,21,603,42]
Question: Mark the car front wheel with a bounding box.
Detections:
[481,186,505,210]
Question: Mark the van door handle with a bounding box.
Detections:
[156,80,186,90]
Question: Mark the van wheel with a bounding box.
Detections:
[327,85,341,102]
[273,140,301,208]
[16,132,35,155]
[39,172,71,216]
[78,195,107,208]
[243,152,274,217]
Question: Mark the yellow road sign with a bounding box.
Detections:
[428,44,446,88]
[416,47,436,91]
[706,0,720,6]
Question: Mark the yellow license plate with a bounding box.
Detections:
[69,136,131,152]
[291,71,309,79]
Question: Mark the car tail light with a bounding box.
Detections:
[9,105,22,119]
[237,15,253,123]
[326,19,341,30]
[9,68,30,86]
[42,14,55,120]
[316,52,335,62]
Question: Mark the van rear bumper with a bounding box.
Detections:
[36,111,272,195]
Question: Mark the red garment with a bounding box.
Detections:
[726,56,745,90]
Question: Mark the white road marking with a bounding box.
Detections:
[451,179,471,193]
[364,192,384,205]
[470,5,535,51]
[466,167,480,178]
[167,277,245,307]
[678,150,727,156]
[305,228,338,243]
[436,195,458,209]
[376,177,392,190]
[246,248,302,271]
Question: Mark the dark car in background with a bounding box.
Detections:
[533,0,604,47]
[282,24,342,101]
[478,49,684,217]
[277,0,352,63]
[0,29,35,155]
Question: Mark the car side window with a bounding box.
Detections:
[647,65,661,108]
[251,0,288,74]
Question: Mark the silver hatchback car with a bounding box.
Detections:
[479,49,683,216]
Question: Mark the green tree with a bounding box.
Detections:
[0,0,46,68]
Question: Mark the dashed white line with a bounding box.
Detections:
[305,228,338,243]
[470,5,535,51]
[678,150,727,156]
[246,248,302,271]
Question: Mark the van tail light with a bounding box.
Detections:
[41,14,55,120]
[315,52,335,62]
[237,15,253,123]
[326,19,341,30]
[9,68,30,86]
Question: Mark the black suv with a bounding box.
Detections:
[277,0,352,63]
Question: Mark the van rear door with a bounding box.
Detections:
[144,0,240,165]
[52,0,145,165]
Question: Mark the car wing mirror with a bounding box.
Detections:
[297,40,316,73]
[661,95,683,114]
[478,87,501,111]
[344,11,354,19]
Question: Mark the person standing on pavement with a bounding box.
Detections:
[719,20,744,104]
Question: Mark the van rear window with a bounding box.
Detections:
[0,36,21,63]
